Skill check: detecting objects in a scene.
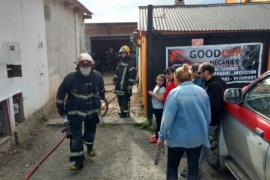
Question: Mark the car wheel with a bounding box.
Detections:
[206,129,221,170]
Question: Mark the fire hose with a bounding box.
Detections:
[23,134,66,180]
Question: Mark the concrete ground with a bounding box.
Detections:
[0,73,235,180]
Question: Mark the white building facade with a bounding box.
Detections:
[0,0,92,150]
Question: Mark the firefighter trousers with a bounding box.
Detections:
[68,114,99,162]
[117,94,130,114]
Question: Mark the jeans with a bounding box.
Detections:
[167,146,202,180]
[198,125,218,169]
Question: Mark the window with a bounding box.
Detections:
[244,76,270,119]
[7,64,22,78]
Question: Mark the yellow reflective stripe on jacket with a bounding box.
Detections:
[68,109,100,117]
[128,79,135,82]
[88,109,100,115]
[68,111,87,117]
[129,67,135,72]
[56,99,64,104]
[120,67,127,86]
[114,90,125,96]
[71,90,95,100]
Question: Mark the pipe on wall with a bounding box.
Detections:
[146,5,153,119]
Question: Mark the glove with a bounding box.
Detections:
[62,127,72,139]
[99,92,105,100]
[57,108,67,117]
[61,117,72,138]
[90,113,100,124]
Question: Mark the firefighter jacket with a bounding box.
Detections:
[113,56,136,96]
[56,70,104,117]
[107,52,117,62]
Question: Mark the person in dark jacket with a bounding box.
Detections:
[199,62,227,126]
[56,53,105,170]
[113,45,136,118]
[198,62,226,167]
[107,48,117,73]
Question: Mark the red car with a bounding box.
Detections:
[206,70,270,180]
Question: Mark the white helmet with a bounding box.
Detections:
[77,53,94,65]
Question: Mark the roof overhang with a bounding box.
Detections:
[57,0,93,19]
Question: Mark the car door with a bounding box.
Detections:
[222,73,270,180]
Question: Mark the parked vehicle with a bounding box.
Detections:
[206,70,270,180]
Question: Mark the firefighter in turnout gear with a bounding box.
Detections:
[113,45,136,118]
[56,53,105,170]
[107,48,117,73]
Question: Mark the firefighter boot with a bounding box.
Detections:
[119,113,130,118]
[70,161,84,170]
[118,109,123,116]
[87,146,95,156]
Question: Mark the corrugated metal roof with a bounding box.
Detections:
[138,3,270,32]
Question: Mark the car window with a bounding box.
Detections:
[244,75,270,119]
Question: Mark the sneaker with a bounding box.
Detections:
[180,166,201,178]
[70,161,84,170]
[148,137,157,143]
[180,166,188,177]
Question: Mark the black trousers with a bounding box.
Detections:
[108,60,115,71]
[167,146,202,180]
[68,114,98,162]
[153,108,163,138]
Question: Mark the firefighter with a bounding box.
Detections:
[107,48,117,73]
[113,45,136,118]
[56,53,105,170]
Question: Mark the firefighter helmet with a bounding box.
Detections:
[77,53,94,65]
[119,45,130,56]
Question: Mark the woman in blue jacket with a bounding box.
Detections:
[157,64,211,180]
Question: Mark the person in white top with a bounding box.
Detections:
[148,74,166,143]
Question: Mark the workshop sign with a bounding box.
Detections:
[166,43,263,84]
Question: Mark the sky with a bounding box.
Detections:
[79,0,225,23]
